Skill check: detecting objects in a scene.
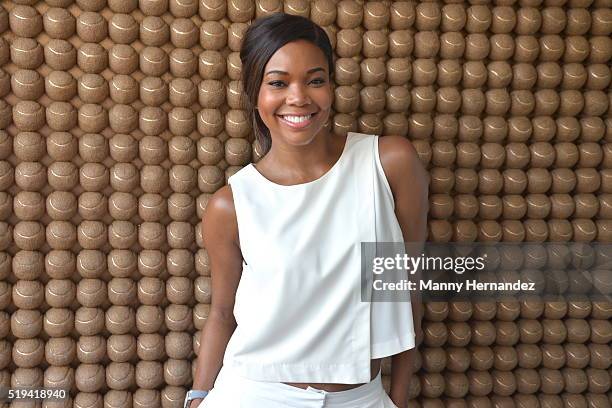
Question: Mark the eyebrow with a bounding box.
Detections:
[265,67,326,76]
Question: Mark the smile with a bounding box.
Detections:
[277,112,317,129]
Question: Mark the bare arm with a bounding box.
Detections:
[378,136,429,408]
[190,185,244,407]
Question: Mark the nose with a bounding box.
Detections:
[286,83,311,106]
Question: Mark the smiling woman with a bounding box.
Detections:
[248,38,339,185]
[239,14,335,157]
[257,41,332,143]
[186,12,426,408]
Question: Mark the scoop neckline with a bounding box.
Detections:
[248,133,353,189]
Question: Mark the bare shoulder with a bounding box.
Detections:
[377,136,429,242]
[378,135,418,164]
[377,135,428,188]
[202,185,239,244]
[206,185,236,215]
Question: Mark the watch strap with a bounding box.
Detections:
[183,390,209,408]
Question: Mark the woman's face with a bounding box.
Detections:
[256,40,333,146]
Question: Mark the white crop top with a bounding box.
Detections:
[224,132,416,384]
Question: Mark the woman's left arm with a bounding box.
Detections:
[378,136,429,408]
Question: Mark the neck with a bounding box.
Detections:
[259,129,344,180]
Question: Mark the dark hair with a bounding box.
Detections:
[240,13,334,155]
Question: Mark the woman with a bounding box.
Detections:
[186,13,428,408]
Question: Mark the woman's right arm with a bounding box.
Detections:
[189,185,244,407]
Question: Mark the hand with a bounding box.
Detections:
[189,398,205,408]
[389,387,408,408]
[391,396,407,408]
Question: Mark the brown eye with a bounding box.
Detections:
[268,80,285,88]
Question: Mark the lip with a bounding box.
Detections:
[276,112,318,130]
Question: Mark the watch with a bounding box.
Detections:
[183,390,209,408]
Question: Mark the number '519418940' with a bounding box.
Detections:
[1,387,68,400]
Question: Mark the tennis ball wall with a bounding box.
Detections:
[0,1,610,408]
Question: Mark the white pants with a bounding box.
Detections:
[198,365,398,408]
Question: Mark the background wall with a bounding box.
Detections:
[0,0,610,407]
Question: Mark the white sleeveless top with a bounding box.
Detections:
[224,132,416,384]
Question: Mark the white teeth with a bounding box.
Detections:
[281,114,312,123]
